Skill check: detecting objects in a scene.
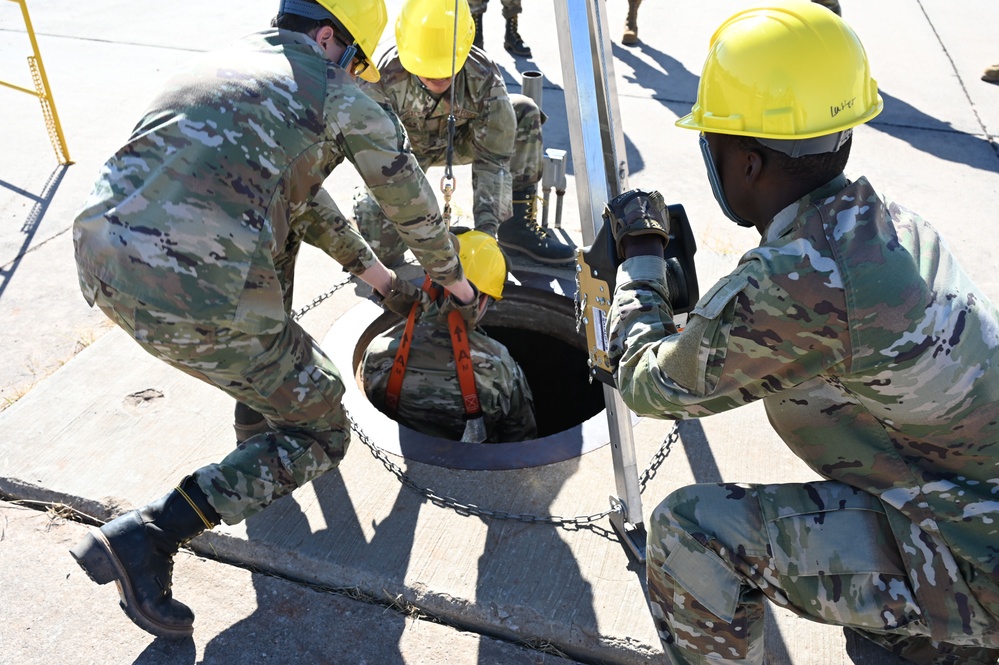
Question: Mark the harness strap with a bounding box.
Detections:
[384,279,482,421]
[447,308,481,417]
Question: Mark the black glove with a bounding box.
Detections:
[602,189,670,258]
[376,273,428,318]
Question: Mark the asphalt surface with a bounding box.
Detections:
[1,1,997,664]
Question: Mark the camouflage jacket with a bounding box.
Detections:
[609,175,999,638]
[362,299,537,443]
[360,46,515,231]
[74,29,462,334]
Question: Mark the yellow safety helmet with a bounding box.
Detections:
[676,1,882,155]
[311,0,388,82]
[395,0,475,79]
[457,231,507,300]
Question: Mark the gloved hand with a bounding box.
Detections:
[602,189,670,258]
[437,282,482,328]
[376,272,428,318]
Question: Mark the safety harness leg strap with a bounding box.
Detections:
[384,278,485,441]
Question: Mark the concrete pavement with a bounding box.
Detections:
[1,1,997,664]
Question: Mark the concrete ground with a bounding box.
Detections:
[1,1,997,664]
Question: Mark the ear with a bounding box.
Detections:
[313,25,335,48]
[743,146,765,186]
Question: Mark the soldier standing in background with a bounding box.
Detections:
[605,3,999,664]
[69,0,480,639]
[468,0,530,57]
[355,0,574,265]
[622,0,641,45]
[363,231,537,443]
[623,0,837,47]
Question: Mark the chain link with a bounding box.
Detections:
[348,411,618,527]
[291,275,355,321]
[639,421,679,493]
[294,278,678,530]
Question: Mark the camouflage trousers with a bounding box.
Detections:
[648,481,999,665]
[468,0,521,18]
[354,93,542,266]
[89,277,350,526]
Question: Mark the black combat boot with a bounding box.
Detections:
[503,15,532,58]
[472,12,484,49]
[234,401,270,443]
[497,187,575,264]
[70,476,220,638]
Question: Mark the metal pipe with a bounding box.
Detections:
[520,70,544,116]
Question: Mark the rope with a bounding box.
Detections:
[442,0,460,188]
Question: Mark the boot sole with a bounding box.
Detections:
[70,528,194,639]
[498,241,576,266]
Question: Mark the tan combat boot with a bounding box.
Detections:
[622,0,641,45]
[984,65,999,84]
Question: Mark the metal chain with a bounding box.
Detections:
[349,412,615,528]
[291,274,355,321]
[293,278,679,530]
[639,421,679,493]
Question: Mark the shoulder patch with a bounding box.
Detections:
[691,264,752,321]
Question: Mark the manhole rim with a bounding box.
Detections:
[321,270,616,470]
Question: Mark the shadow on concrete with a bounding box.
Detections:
[611,42,700,118]
[193,443,612,663]
[871,90,999,170]
[0,164,69,300]
[471,451,598,664]
[674,419,795,664]
[201,468,415,663]
[501,64,645,178]
[132,636,197,664]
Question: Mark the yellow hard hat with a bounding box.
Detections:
[457,231,507,300]
[676,1,882,153]
[314,0,388,82]
[395,0,475,79]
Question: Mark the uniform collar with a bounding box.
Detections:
[764,173,849,243]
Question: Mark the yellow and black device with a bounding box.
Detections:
[576,203,699,387]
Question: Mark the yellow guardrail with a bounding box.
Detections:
[1,0,71,164]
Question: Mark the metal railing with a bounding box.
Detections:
[2,0,71,164]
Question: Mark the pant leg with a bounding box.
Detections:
[648,481,935,664]
[501,0,521,19]
[850,629,999,665]
[509,93,543,191]
[94,280,350,525]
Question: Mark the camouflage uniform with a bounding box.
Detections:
[608,175,999,664]
[354,46,541,265]
[468,0,521,19]
[73,29,463,525]
[362,297,537,442]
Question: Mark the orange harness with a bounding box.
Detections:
[384,277,485,442]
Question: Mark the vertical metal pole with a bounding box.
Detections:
[554,0,646,562]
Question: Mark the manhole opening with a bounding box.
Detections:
[351,279,604,441]
[334,272,615,469]
[479,325,604,437]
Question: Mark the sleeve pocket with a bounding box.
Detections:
[691,265,751,321]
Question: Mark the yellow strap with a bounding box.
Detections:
[175,485,216,530]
